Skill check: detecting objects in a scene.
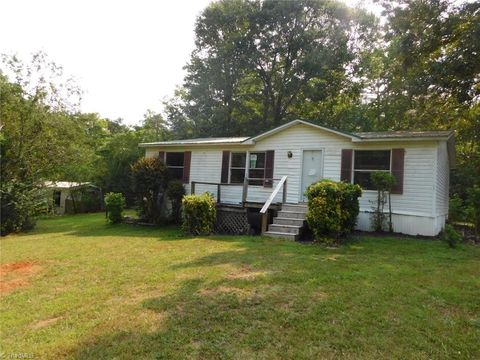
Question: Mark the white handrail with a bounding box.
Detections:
[260,176,288,214]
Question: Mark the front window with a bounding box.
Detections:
[249,152,265,185]
[230,152,246,183]
[353,150,391,190]
[166,152,184,180]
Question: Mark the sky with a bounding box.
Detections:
[1,0,381,126]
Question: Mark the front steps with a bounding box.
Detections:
[264,203,307,241]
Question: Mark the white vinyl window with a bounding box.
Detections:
[353,150,391,190]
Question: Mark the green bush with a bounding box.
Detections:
[182,193,216,235]
[166,180,185,224]
[441,224,462,248]
[104,192,126,224]
[0,180,46,236]
[131,157,169,224]
[306,180,362,244]
[448,195,467,223]
[468,186,480,236]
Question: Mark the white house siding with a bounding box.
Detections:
[435,141,449,225]
[144,123,446,236]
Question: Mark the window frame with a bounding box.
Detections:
[229,152,247,184]
[165,152,185,181]
[248,151,266,186]
[352,150,392,190]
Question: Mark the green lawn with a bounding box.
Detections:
[1,213,479,359]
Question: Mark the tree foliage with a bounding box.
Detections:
[131,157,169,224]
[166,0,378,137]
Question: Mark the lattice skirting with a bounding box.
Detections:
[215,207,250,235]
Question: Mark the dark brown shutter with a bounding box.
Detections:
[158,151,165,162]
[263,150,274,188]
[221,151,230,183]
[340,149,353,183]
[391,148,405,194]
[182,151,191,184]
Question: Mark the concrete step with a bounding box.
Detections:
[273,217,305,226]
[264,231,297,241]
[268,223,301,234]
[281,203,308,213]
[277,210,306,219]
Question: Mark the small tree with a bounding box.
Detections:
[104,192,126,224]
[166,180,185,224]
[370,171,396,232]
[131,157,169,224]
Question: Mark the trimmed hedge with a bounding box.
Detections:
[306,180,362,244]
[182,193,216,235]
[104,192,126,224]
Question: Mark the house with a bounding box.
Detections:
[139,120,455,237]
[44,181,102,215]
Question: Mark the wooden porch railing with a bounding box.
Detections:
[191,176,288,234]
[259,176,288,234]
[190,181,239,204]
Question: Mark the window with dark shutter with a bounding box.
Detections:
[264,150,274,188]
[341,149,353,182]
[230,152,246,183]
[248,152,266,185]
[391,148,405,194]
[166,152,185,181]
[353,150,391,190]
[221,151,230,183]
[158,151,165,162]
[182,151,191,184]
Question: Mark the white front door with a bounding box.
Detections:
[301,150,324,201]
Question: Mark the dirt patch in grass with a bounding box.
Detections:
[226,265,267,280]
[31,316,62,330]
[0,261,42,295]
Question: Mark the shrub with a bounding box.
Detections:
[468,186,480,237]
[131,157,169,224]
[441,224,462,248]
[182,193,216,235]
[448,195,467,223]
[104,192,126,224]
[166,180,185,224]
[305,180,362,244]
[0,179,46,236]
[370,171,396,232]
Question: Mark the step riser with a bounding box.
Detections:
[268,225,300,234]
[277,211,306,219]
[273,218,305,226]
[264,232,297,241]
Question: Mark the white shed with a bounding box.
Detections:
[140,120,455,237]
[44,181,100,215]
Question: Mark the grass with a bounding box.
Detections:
[1,213,479,359]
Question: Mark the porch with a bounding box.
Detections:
[191,177,308,240]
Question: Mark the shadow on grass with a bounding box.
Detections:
[68,244,330,359]
[66,233,480,359]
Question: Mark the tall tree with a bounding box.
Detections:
[167,0,377,137]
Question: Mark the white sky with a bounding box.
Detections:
[1,0,381,126]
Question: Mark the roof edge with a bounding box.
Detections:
[245,119,358,144]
